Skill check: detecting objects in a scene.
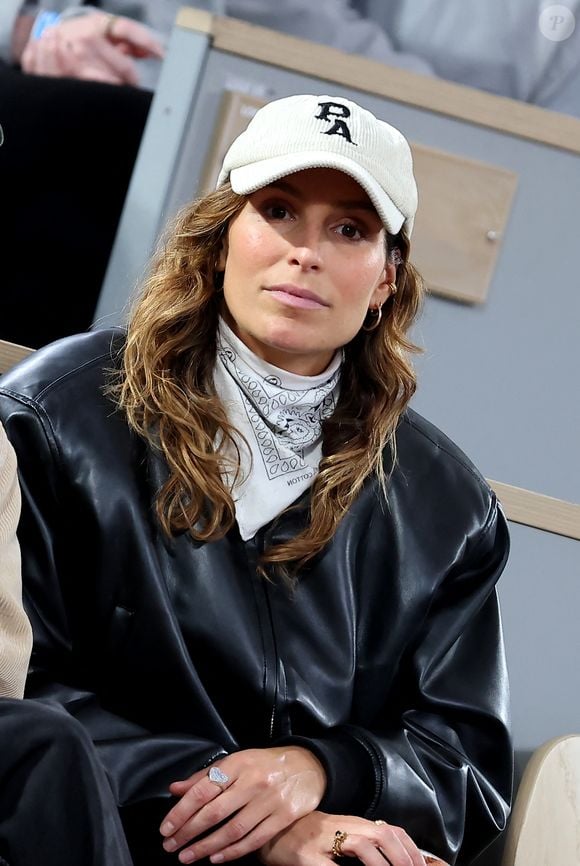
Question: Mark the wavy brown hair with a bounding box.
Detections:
[110,182,424,579]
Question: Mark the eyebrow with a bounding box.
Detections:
[266,180,379,215]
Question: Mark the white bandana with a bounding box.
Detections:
[213,318,342,540]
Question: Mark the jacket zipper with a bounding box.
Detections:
[261,580,281,740]
[259,532,281,741]
[247,528,280,742]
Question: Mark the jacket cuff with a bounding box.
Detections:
[275,731,376,815]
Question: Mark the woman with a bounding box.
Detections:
[0,94,511,866]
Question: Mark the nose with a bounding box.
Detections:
[286,225,323,271]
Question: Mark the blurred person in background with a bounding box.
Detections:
[2,0,579,113]
[2,0,577,349]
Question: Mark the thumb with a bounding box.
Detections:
[107,18,165,58]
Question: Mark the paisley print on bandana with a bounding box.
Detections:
[213,317,342,539]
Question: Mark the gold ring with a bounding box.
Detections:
[104,14,118,39]
[332,830,348,858]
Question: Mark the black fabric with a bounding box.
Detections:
[121,800,261,866]
[0,329,513,865]
[0,67,151,348]
[0,698,133,865]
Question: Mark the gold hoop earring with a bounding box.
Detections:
[362,304,382,332]
[388,282,397,296]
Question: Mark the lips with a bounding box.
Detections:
[265,284,329,309]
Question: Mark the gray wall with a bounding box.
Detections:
[97,35,580,864]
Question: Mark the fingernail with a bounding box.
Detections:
[160,821,174,836]
[210,856,225,864]
[163,839,177,852]
[179,852,195,864]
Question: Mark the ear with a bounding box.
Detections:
[216,234,228,272]
[370,259,397,308]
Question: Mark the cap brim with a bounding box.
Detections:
[223,151,408,236]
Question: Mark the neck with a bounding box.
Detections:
[220,308,336,377]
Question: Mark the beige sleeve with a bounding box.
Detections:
[0,422,33,698]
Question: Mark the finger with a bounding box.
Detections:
[176,802,282,863]
[390,827,427,866]
[160,775,232,839]
[124,42,159,58]
[89,38,139,85]
[168,767,208,792]
[114,41,135,56]
[375,832,414,866]
[165,769,221,817]
[105,17,165,58]
[204,811,294,863]
[175,809,269,864]
[162,784,252,853]
[343,835,401,866]
[76,66,125,84]
[169,780,192,795]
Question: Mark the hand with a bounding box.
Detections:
[21,13,164,85]
[260,811,428,866]
[159,746,327,863]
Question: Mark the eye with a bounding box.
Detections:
[336,222,364,241]
[263,204,292,221]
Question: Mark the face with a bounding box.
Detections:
[218,168,396,376]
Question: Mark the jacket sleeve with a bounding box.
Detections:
[0,393,228,807]
[279,496,512,866]
[0,421,33,698]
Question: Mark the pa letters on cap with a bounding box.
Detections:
[315,102,358,145]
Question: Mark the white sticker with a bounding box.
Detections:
[538,4,576,41]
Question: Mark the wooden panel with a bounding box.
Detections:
[411,145,518,303]
[201,91,517,303]
[0,340,34,375]
[176,7,213,33]
[200,90,265,194]
[500,736,580,866]
[175,9,580,156]
[488,479,580,541]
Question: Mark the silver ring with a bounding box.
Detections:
[208,765,230,787]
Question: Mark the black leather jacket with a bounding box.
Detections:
[0,329,512,864]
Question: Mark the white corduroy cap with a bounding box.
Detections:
[217,94,418,237]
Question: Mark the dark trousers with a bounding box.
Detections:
[0,699,133,865]
[0,65,152,349]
